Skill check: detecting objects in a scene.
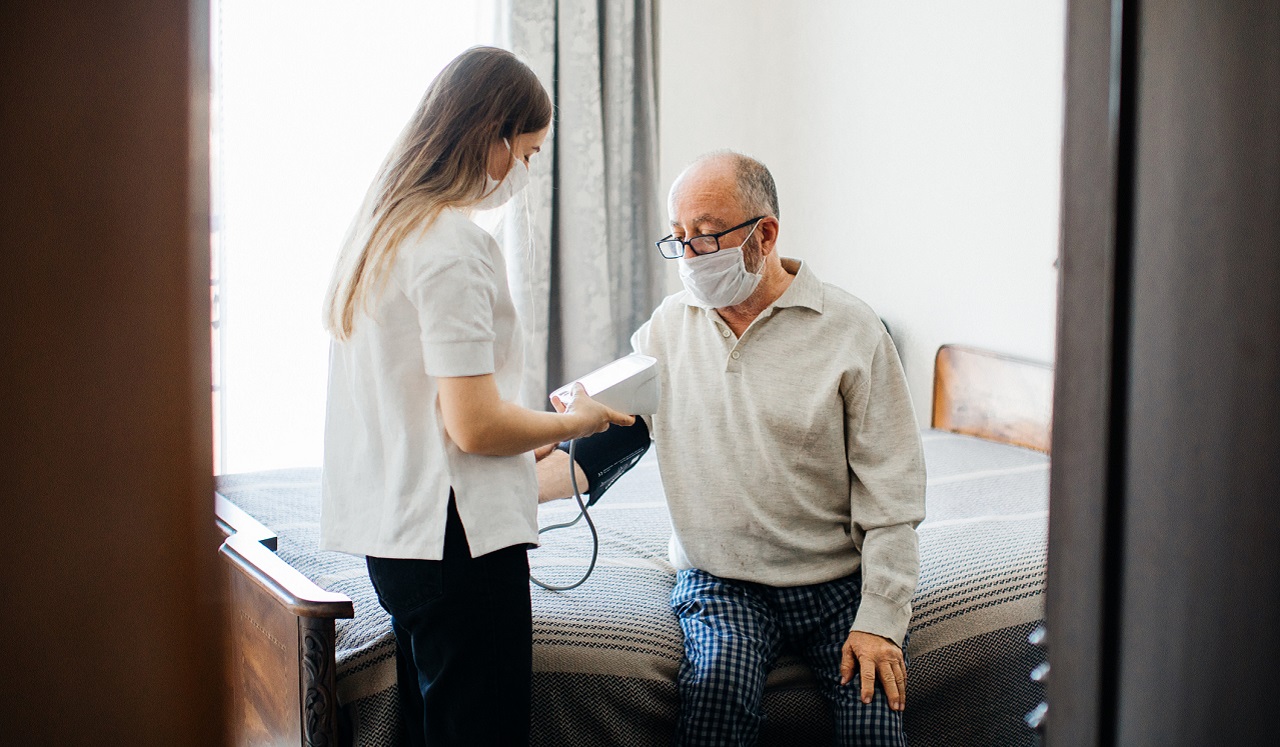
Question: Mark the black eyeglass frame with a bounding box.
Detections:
[654,216,766,259]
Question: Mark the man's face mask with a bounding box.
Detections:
[475,138,530,210]
[677,219,763,308]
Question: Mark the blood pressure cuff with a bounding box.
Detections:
[557,418,651,506]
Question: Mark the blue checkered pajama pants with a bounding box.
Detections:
[671,568,908,746]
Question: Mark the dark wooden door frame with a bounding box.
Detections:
[1048,1,1280,744]
[0,1,220,742]
[1046,0,1130,740]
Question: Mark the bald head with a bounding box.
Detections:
[669,151,779,221]
[666,150,783,280]
[665,151,792,314]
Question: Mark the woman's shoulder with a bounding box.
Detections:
[414,207,495,255]
[398,208,498,276]
[432,206,492,240]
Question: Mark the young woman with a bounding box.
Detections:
[320,47,632,746]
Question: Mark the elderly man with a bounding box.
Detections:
[540,151,924,746]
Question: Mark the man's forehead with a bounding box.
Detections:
[669,176,738,228]
[670,212,729,229]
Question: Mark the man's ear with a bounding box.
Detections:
[757,216,780,256]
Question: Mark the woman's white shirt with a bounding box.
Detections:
[320,208,537,560]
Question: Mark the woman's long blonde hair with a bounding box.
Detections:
[324,46,552,339]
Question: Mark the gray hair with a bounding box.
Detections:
[704,149,780,219]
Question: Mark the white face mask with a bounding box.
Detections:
[475,138,530,210]
[677,221,763,308]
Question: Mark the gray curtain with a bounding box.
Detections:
[497,0,664,408]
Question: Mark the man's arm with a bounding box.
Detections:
[536,448,588,502]
[536,418,651,504]
[839,328,927,712]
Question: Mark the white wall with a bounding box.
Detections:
[657,0,1064,424]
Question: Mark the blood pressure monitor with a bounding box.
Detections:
[550,353,660,415]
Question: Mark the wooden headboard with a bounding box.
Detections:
[931,344,1054,453]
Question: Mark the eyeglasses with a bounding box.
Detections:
[655,216,765,259]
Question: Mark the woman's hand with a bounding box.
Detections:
[552,383,634,438]
[437,374,631,457]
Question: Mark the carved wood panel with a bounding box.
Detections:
[299,618,339,747]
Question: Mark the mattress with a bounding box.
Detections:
[215,429,1048,746]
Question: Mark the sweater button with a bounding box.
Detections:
[730,350,741,360]
[721,329,731,338]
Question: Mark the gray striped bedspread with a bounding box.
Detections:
[215,430,1048,746]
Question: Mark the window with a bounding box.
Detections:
[211,0,494,473]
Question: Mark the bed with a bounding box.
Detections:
[216,343,1052,745]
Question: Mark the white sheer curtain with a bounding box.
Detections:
[213,0,494,473]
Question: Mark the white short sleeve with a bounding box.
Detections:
[406,256,498,377]
[321,208,538,561]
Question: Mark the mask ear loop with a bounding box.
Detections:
[741,219,765,275]
[502,135,535,335]
[519,172,537,377]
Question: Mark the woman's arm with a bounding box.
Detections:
[438,375,633,456]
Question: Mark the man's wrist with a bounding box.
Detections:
[848,628,900,648]
[851,591,910,648]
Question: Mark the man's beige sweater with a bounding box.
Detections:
[632,258,925,645]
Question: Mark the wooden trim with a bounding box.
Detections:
[216,493,277,551]
[216,492,350,618]
[931,344,1054,453]
[219,537,354,621]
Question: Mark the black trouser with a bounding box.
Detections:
[366,497,532,747]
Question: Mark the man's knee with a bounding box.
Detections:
[679,631,769,694]
[675,620,775,739]
[676,646,769,747]
[830,688,907,747]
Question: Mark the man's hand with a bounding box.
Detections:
[840,630,906,712]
